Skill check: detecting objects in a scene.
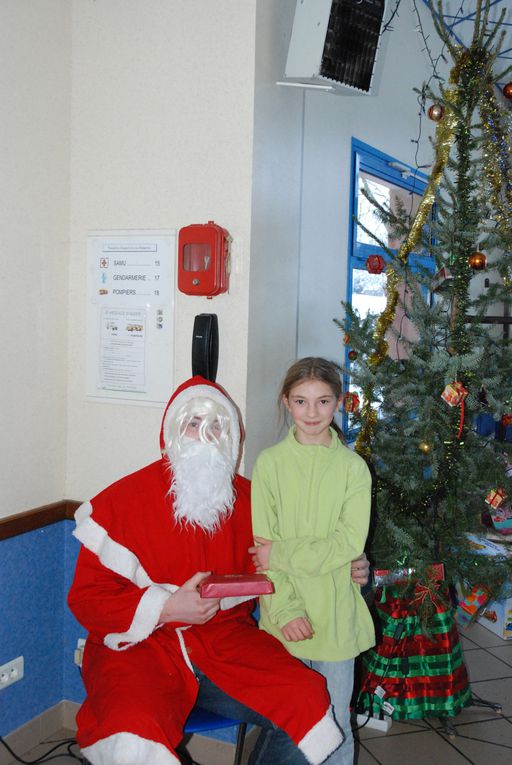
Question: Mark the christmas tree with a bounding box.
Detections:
[337,0,512,720]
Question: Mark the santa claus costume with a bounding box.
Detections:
[68,376,342,765]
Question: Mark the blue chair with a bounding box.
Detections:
[178,706,247,765]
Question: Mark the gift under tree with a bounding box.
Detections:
[336,0,512,722]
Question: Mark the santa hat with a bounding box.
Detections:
[160,376,241,463]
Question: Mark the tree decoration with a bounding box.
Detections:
[431,266,453,292]
[468,251,487,270]
[501,413,512,428]
[485,488,507,509]
[428,103,445,121]
[343,392,360,413]
[343,333,350,345]
[336,3,512,725]
[365,254,386,274]
[441,382,468,407]
[502,82,512,100]
[348,349,358,361]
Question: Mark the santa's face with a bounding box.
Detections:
[184,416,222,442]
[165,402,235,533]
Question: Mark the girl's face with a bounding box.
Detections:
[283,379,342,446]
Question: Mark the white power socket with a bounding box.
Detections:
[356,713,393,732]
[74,638,86,667]
[0,656,24,690]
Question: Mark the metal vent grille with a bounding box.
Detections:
[320,0,385,92]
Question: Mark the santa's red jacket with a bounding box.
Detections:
[68,376,342,765]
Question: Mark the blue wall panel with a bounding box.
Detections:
[0,524,65,736]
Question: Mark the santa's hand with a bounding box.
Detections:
[351,552,370,586]
[248,536,272,572]
[159,572,220,625]
[281,616,314,642]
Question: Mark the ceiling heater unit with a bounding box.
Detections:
[284,0,386,94]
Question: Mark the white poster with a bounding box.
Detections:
[87,230,176,405]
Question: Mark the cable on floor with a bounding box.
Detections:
[0,735,83,764]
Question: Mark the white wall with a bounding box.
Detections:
[297,4,440,363]
[66,0,257,499]
[0,0,71,518]
[245,0,303,471]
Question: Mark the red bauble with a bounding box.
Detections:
[348,350,358,361]
[502,82,512,100]
[502,413,512,428]
[428,103,445,122]
[365,254,386,274]
[468,251,487,270]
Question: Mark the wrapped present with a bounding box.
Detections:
[199,573,274,598]
[490,502,512,534]
[431,266,453,292]
[485,487,507,509]
[441,381,468,407]
[357,585,471,719]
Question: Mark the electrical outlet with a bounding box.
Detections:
[0,656,24,690]
[74,638,86,667]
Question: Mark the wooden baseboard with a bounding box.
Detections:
[0,500,80,541]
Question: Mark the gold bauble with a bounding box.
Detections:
[419,441,432,454]
[468,251,487,270]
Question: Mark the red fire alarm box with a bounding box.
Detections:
[178,221,230,297]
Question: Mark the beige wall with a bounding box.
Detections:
[66,0,257,499]
[0,0,71,517]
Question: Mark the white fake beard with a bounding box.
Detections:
[168,439,235,533]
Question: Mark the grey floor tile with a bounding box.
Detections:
[487,644,512,667]
[362,728,472,764]
[355,742,381,763]
[469,676,512,716]
[459,622,507,648]
[464,647,512,682]
[4,728,80,765]
[438,717,512,764]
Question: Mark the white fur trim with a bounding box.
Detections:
[163,384,240,462]
[298,707,343,765]
[81,732,180,765]
[104,585,174,650]
[73,502,179,651]
[176,626,195,673]
[220,594,255,610]
[73,502,152,588]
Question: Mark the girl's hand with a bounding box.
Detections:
[281,616,314,642]
[350,552,370,586]
[248,536,273,571]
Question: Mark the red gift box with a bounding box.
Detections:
[441,381,468,407]
[199,573,275,598]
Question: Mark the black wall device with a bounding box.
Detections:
[192,313,219,382]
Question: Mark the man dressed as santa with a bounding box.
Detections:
[68,376,368,765]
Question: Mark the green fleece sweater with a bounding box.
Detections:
[251,427,375,661]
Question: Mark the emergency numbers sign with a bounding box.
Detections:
[86,230,176,405]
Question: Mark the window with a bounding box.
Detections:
[344,139,434,433]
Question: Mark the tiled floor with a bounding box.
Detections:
[4,622,511,765]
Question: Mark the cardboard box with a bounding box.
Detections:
[461,534,512,640]
[199,573,274,598]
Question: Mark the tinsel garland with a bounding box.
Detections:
[479,78,512,287]
[355,79,460,458]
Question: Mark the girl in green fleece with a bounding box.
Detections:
[249,357,375,765]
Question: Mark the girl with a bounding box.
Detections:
[249,357,375,765]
